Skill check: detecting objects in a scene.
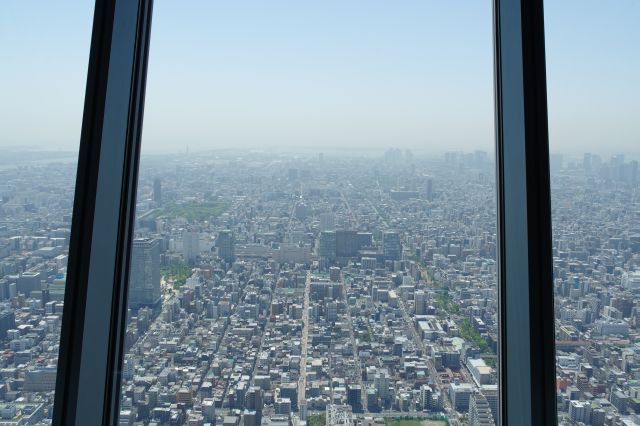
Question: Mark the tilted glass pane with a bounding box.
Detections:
[118,2,498,425]
[545,1,640,424]
[0,0,94,422]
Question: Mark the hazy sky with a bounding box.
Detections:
[0,1,638,157]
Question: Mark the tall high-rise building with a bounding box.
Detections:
[17,272,42,296]
[153,177,162,206]
[336,230,360,257]
[319,231,337,262]
[469,392,496,426]
[449,382,473,412]
[347,385,362,412]
[426,178,434,201]
[216,230,235,264]
[0,279,9,300]
[245,386,263,412]
[182,229,199,264]
[415,290,426,315]
[383,231,402,261]
[329,266,341,282]
[361,257,377,270]
[326,300,338,322]
[374,371,391,402]
[420,384,432,410]
[319,213,335,231]
[203,399,216,423]
[568,400,592,425]
[279,383,298,412]
[0,311,16,339]
[129,238,161,309]
[480,385,499,424]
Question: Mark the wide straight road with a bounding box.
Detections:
[298,271,311,413]
[341,273,367,411]
[396,297,459,426]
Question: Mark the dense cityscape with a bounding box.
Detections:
[0,149,639,426]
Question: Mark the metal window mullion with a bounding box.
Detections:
[105,0,154,422]
[53,0,152,425]
[494,0,556,425]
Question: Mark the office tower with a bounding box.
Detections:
[335,230,359,257]
[420,384,432,410]
[203,399,216,423]
[235,381,247,409]
[48,274,66,301]
[591,408,605,426]
[366,388,379,411]
[310,280,342,301]
[319,213,335,231]
[0,311,16,339]
[0,279,9,300]
[426,178,434,200]
[610,389,628,413]
[245,386,263,411]
[153,178,162,206]
[568,400,592,424]
[182,229,199,264]
[129,238,161,309]
[374,372,391,402]
[17,272,42,295]
[347,385,362,412]
[8,283,16,299]
[383,231,402,261]
[216,230,235,264]
[279,383,298,411]
[242,410,257,426]
[319,231,337,262]
[326,300,338,322]
[119,409,134,425]
[622,271,640,290]
[393,338,404,356]
[481,385,499,424]
[469,392,496,426]
[329,266,341,282]
[335,230,372,257]
[23,367,58,391]
[415,290,426,315]
[361,257,377,270]
[274,397,291,414]
[358,232,373,247]
[449,382,473,412]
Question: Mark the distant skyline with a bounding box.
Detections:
[0,1,638,157]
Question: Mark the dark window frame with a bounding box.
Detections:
[53,0,152,424]
[52,0,557,424]
[494,0,556,424]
